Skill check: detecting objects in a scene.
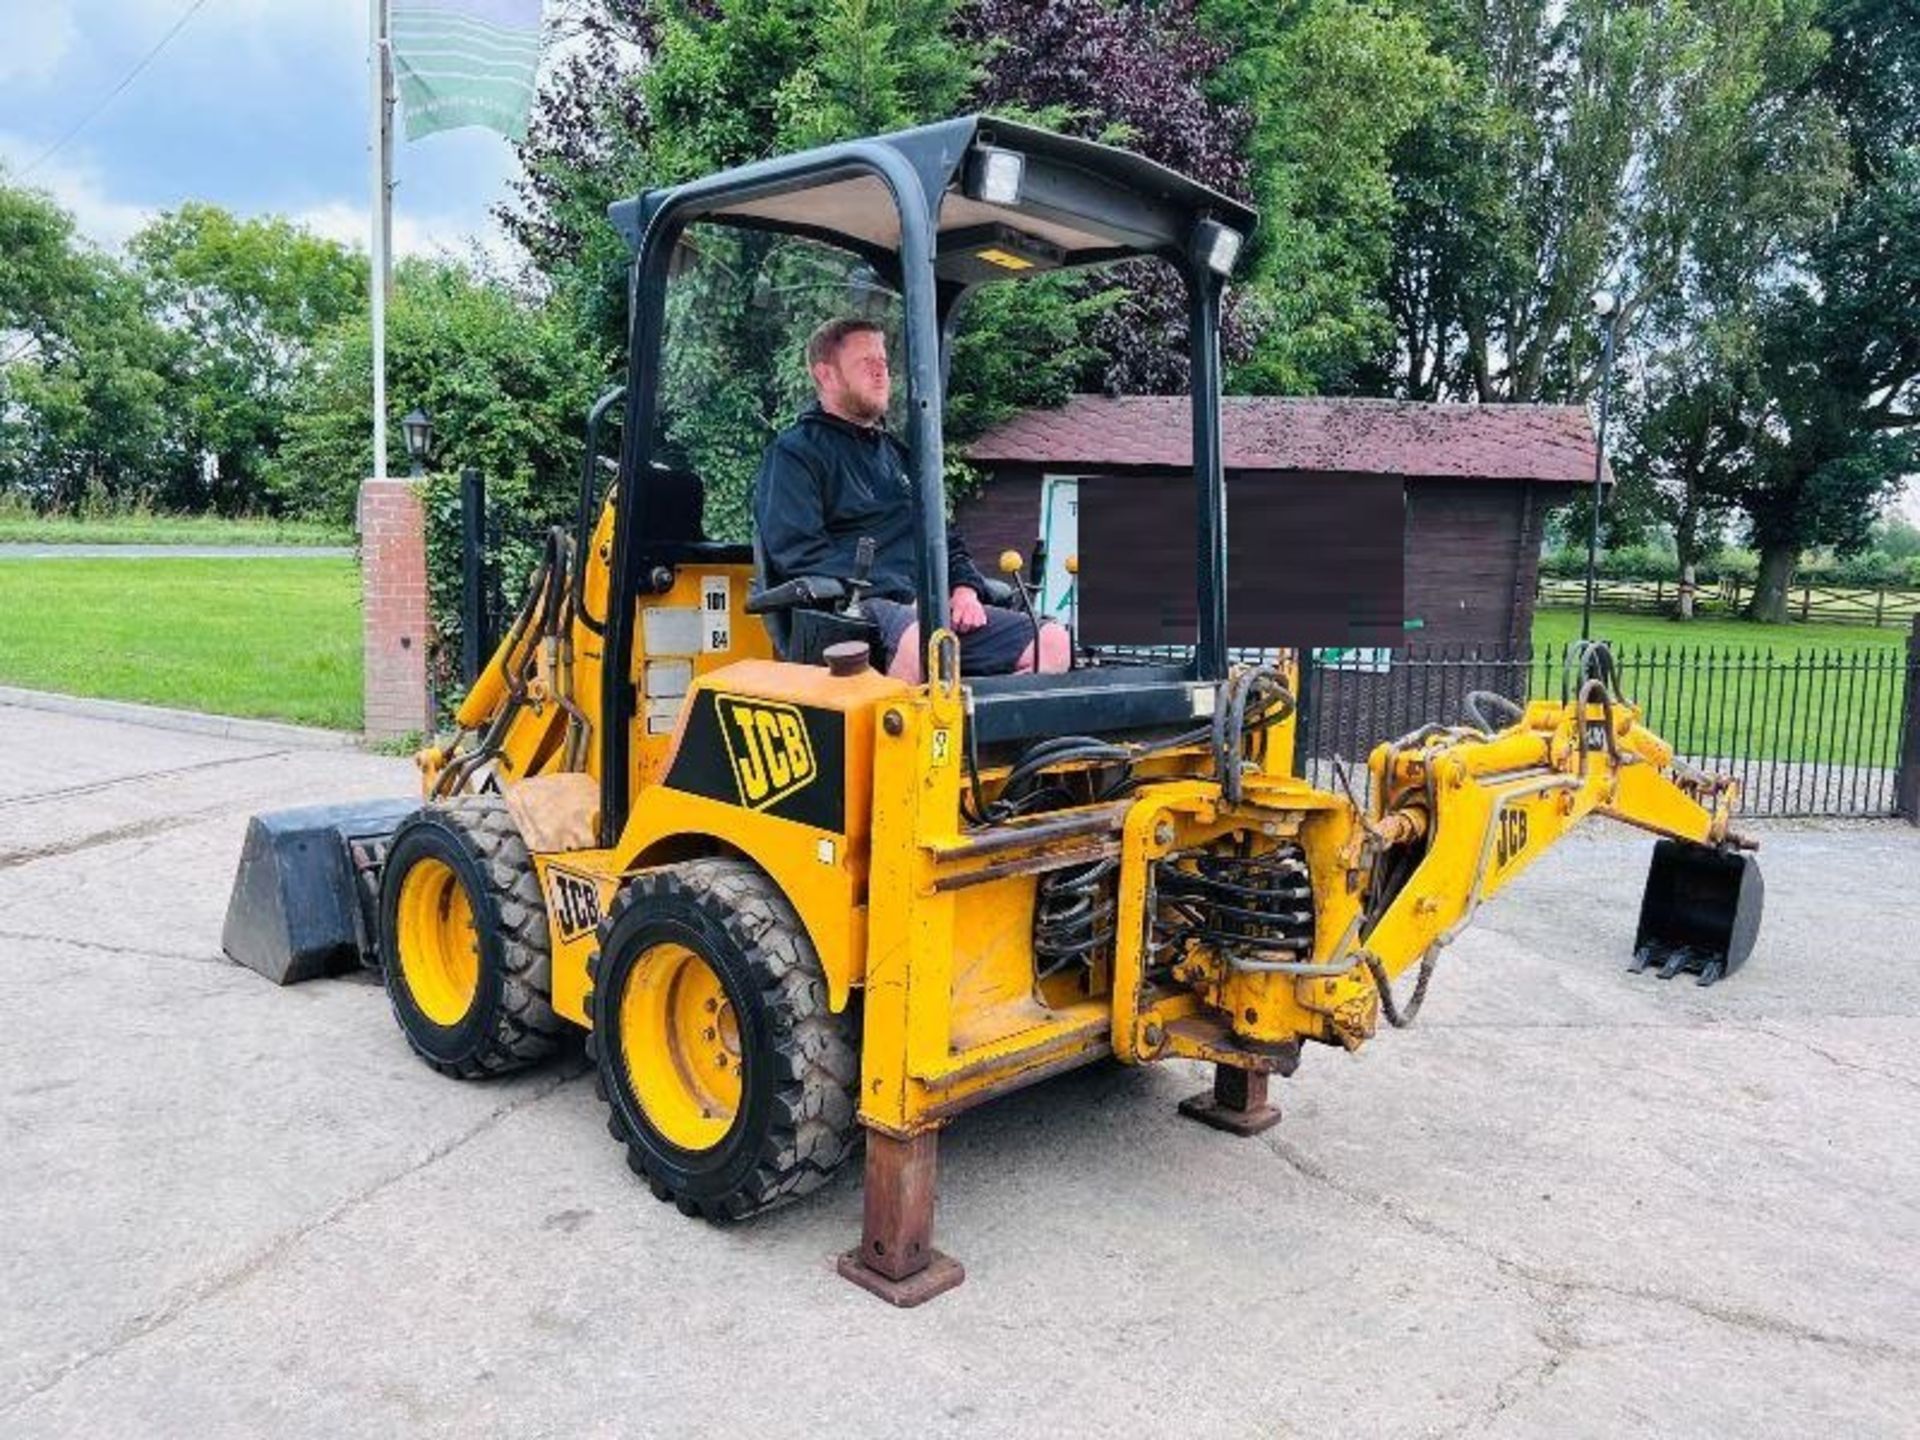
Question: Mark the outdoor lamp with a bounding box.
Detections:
[402,407,434,477]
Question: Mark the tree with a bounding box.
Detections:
[1731,155,1920,619]
[1374,0,1846,405]
[129,204,367,514]
[1629,0,1920,622]
[1607,345,1746,613]
[1200,0,1451,394]
[0,183,98,361]
[503,0,974,357]
[269,259,607,527]
[0,180,180,510]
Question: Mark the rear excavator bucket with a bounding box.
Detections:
[221,800,417,984]
[1630,839,1763,987]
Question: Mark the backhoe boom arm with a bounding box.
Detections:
[1351,687,1753,1009]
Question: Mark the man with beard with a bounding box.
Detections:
[753,317,1071,681]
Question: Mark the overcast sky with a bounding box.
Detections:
[0,0,524,260]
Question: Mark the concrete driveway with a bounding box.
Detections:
[2,701,1916,1438]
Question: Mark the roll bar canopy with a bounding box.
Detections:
[598,116,1256,840]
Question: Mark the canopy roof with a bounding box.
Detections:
[608,115,1257,275]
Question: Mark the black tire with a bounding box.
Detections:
[587,858,859,1220]
[378,795,565,1079]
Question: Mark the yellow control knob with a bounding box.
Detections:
[998,549,1023,575]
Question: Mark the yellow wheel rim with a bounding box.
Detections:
[618,942,742,1152]
[395,856,480,1027]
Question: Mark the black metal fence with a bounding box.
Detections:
[1298,631,1920,819]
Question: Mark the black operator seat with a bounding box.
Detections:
[646,463,706,544]
[750,530,796,657]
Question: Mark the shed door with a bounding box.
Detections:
[1037,475,1081,615]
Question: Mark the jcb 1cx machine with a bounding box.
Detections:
[224,116,1762,1306]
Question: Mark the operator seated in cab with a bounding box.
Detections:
[753,316,1072,682]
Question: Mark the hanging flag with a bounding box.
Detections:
[390,0,545,142]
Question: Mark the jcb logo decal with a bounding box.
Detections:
[546,867,604,941]
[1495,808,1530,870]
[715,695,817,809]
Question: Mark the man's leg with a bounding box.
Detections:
[887,622,924,682]
[1026,620,1072,674]
[889,612,1071,682]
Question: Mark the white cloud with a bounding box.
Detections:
[291,199,519,268]
[0,134,155,250]
[1,130,517,268]
[0,9,79,88]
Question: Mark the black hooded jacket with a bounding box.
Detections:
[752,404,988,603]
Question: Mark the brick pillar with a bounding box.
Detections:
[359,478,433,739]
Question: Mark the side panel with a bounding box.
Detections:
[616,660,908,1013]
[533,850,623,1026]
[628,564,776,791]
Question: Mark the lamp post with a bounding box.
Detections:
[401,407,433,479]
[1579,290,1619,643]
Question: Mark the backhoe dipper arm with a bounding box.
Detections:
[1326,688,1751,1032]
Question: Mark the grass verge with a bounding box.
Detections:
[0,558,361,729]
[0,513,353,547]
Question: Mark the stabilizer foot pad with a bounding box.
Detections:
[837,1249,966,1307]
[1178,1089,1282,1136]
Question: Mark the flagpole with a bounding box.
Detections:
[369,0,392,480]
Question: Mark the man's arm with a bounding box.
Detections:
[945,523,991,599]
[754,436,839,580]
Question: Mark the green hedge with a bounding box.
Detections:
[1539,544,1920,589]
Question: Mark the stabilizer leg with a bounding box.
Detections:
[837,1129,965,1307]
[1178,1064,1283,1137]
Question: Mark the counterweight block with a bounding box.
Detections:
[1630,839,1764,988]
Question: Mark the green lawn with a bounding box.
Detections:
[1532,606,1909,655]
[0,513,352,546]
[0,558,362,729]
[1528,606,1910,767]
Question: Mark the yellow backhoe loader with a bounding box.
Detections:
[223,117,1763,1306]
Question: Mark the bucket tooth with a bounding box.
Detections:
[1628,944,1658,975]
[1695,958,1726,988]
[1657,946,1693,981]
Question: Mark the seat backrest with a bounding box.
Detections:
[750,530,794,657]
[645,464,706,543]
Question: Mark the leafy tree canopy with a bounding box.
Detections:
[129,203,367,513]
[0,179,180,510]
[270,258,607,527]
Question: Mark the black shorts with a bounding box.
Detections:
[866,597,1041,676]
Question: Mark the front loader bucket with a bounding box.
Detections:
[1629,839,1763,987]
[221,800,418,984]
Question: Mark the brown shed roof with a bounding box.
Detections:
[963,394,1605,485]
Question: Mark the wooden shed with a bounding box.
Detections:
[958,395,1604,651]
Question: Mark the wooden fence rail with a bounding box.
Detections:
[1536,575,1920,628]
